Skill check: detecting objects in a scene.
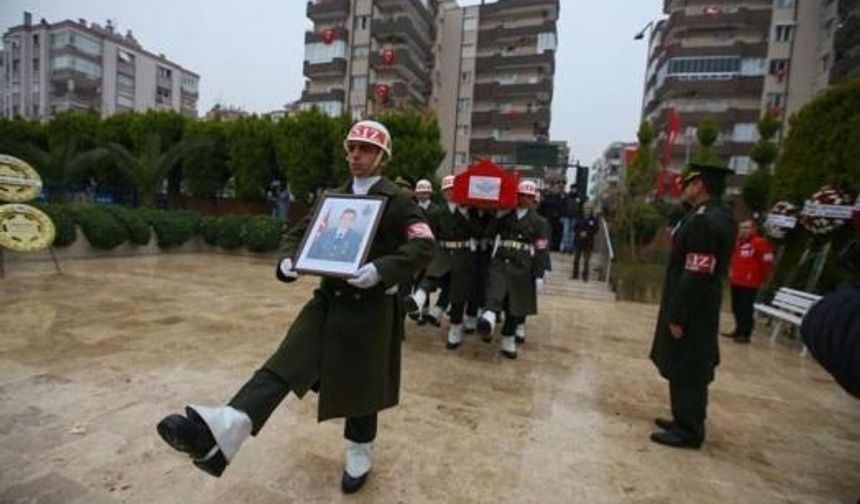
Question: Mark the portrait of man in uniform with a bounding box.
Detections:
[307,208,362,263]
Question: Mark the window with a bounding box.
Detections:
[156,86,172,104]
[306,40,347,63]
[774,0,795,8]
[51,55,101,78]
[350,106,364,120]
[769,58,789,75]
[50,31,70,48]
[118,49,134,64]
[537,32,557,53]
[457,124,470,136]
[766,92,785,109]
[32,58,39,71]
[460,71,471,84]
[181,74,198,93]
[732,123,757,142]
[157,66,173,79]
[667,56,740,76]
[730,156,753,175]
[774,24,794,42]
[361,16,368,30]
[455,152,468,165]
[457,97,470,112]
[351,76,367,91]
[740,57,766,76]
[464,17,478,31]
[461,44,475,58]
[352,44,369,59]
[117,95,134,107]
[820,53,830,73]
[32,34,39,46]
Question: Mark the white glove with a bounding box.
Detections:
[347,263,381,289]
[496,209,510,218]
[535,277,545,294]
[277,258,299,282]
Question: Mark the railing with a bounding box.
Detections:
[600,217,615,287]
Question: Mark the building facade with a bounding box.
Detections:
[1,12,199,120]
[642,0,772,188]
[831,0,860,83]
[302,0,560,177]
[589,141,636,212]
[302,0,437,118]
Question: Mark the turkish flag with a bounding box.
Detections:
[380,47,395,65]
[661,107,681,166]
[321,29,335,45]
[374,83,391,100]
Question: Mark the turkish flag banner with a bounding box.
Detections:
[380,47,395,65]
[452,159,519,209]
[321,29,335,45]
[374,83,391,100]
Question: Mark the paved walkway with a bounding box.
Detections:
[1,255,858,503]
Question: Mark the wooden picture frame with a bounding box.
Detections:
[293,194,387,278]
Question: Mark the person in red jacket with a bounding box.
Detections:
[724,220,774,343]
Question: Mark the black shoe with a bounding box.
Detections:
[402,296,419,315]
[446,341,461,350]
[464,327,476,335]
[477,318,492,338]
[515,336,525,344]
[649,429,702,449]
[341,470,369,494]
[720,331,737,339]
[654,417,675,431]
[407,312,420,322]
[157,407,227,477]
[500,349,518,359]
[733,335,751,344]
[423,314,440,327]
[416,317,427,326]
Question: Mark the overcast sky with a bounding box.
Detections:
[1,0,663,164]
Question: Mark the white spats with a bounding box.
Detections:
[428,305,445,321]
[501,335,517,355]
[516,323,526,339]
[447,324,463,346]
[345,441,373,478]
[463,315,477,332]
[188,405,252,462]
[480,310,497,332]
[410,289,428,313]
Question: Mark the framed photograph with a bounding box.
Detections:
[294,194,387,278]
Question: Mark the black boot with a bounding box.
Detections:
[157,407,228,477]
[649,429,702,449]
[341,470,369,494]
[654,417,675,430]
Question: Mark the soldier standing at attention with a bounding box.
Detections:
[649,163,736,449]
[477,180,549,359]
[155,120,435,493]
[405,175,478,349]
[406,179,440,325]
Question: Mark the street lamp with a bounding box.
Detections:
[633,20,654,40]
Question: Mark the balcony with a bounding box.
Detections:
[478,21,556,46]
[479,0,560,19]
[473,79,553,101]
[647,76,764,113]
[306,0,350,21]
[665,7,771,35]
[50,68,101,90]
[470,137,532,156]
[374,0,435,33]
[475,51,554,74]
[366,81,426,107]
[373,16,433,61]
[304,26,349,44]
[370,47,430,83]
[650,41,768,66]
[303,58,347,78]
[471,108,550,128]
[652,107,760,131]
[301,87,346,103]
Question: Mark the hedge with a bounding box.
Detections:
[140,209,200,248]
[67,203,128,250]
[31,201,77,247]
[200,216,220,246]
[243,216,283,253]
[217,215,246,250]
[103,204,151,245]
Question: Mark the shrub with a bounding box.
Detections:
[200,216,220,246]
[140,209,200,248]
[102,204,151,245]
[67,203,128,250]
[217,215,246,250]
[243,215,283,253]
[31,201,77,247]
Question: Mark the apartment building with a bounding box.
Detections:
[302,0,437,117]
[1,12,199,119]
[642,0,772,187]
[832,0,860,83]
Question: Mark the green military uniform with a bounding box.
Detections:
[649,197,735,443]
[262,177,434,421]
[422,203,478,304]
[485,208,549,317]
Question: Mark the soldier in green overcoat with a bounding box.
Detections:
[649,163,736,449]
[477,180,549,359]
[405,175,479,348]
[156,120,435,494]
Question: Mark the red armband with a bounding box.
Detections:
[685,253,716,274]
[406,222,435,241]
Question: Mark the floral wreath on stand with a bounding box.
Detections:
[800,186,853,236]
[763,201,798,240]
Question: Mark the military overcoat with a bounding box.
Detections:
[268,177,434,421]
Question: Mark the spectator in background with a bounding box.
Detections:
[572,207,599,282]
[267,181,291,222]
[723,220,774,344]
[560,184,584,254]
[538,183,564,251]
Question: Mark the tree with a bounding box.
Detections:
[692,116,723,165]
[183,119,231,198]
[225,115,279,201]
[742,111,781,215]
[376,110,446,183]
[626,121,657,197]
[613,121,658,262]
[773,79,860,202]
[12,139,106,202]
[104,131,203,207]
[275,108,340,201]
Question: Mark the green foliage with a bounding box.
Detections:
[102,204,151,245]
[217,215,246,250]
[140,209,200,248]
[31,201,77,247]
[376,110,446,183]
[200,216,221,246]
[66,203,128,250]
[741,168,773,215]
[757,110,781,141]
[773,79,860,202]
[627,121,657,198]
[692,116,723,165]
[242,215,283,253]
[611,198,664,261]
[276,108,340,200]
[226,116,278,201]
[184,119,231,198]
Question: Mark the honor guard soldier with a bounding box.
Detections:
[516,188,552,344]
[477,180,549,358]
[406,179,440,324]
[649,162,736,449]
[405,175,479,349]
[156,120,435,493]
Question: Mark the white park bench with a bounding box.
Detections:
[753,287,823,356]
